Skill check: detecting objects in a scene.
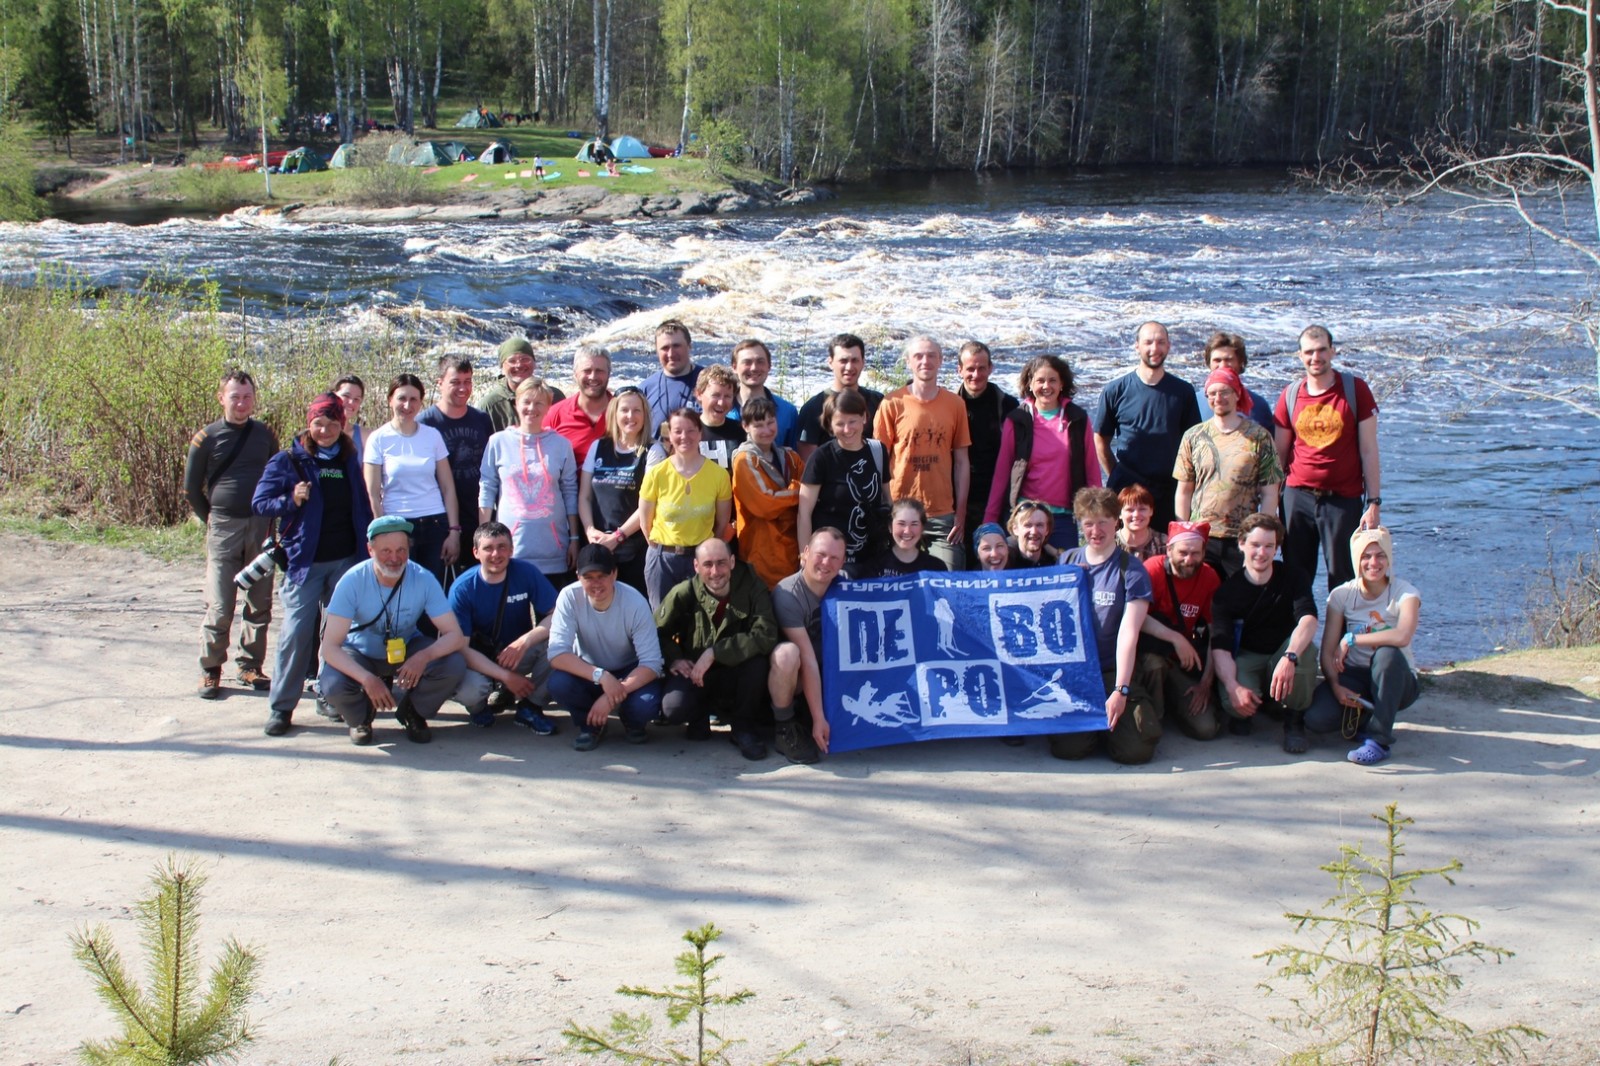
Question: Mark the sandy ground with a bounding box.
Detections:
[2,532,1597,1066]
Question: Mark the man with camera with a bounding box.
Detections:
[185,369,280,701]
[448,521,559,733]
[1136,521,1223,741]
[318,516,468,745]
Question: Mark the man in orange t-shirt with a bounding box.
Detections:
[872,335,972,570]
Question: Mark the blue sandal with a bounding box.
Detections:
[1347,738,1390,765]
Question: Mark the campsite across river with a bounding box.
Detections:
[2,169,1595,663]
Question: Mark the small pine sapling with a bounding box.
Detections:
[71,856,261,1066]
[1257,803,1543,1065]
[563,922,839,1066]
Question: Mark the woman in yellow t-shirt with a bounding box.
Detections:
[638,408,732,610]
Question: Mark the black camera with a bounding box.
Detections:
[234,536,289,590]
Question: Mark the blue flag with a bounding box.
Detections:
[820,569,1107,753]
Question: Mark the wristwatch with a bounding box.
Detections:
[591,666,605,683]
[1115,684,1131,696]
[1285,651,1299,665]
[1366,496,1383,507]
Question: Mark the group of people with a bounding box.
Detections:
[184,318,1419,766]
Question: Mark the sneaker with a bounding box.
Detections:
[468,707,496,728]
[396,704,432,744]
[573,728,604,752]
[263,714,291,737]
[197,669,221,700]
[624,725,649,745]
[730,730,767,761]
[685,715,712,741]
[1347,738,1391,766]
[772,719,820,765]
[513,702,558,735]
[349,723,373,745]
[237,666,271,691]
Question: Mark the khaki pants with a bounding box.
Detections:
[1137,651,1221,740]
[1216,636,1317,719]
[199,513,273,674]
[1048,668,1162,764]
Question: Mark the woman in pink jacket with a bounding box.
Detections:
[984,354,1101,550]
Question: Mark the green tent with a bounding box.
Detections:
[454,108,502,129]
[278,146,328,173]
[440,141,470,162]
[328,142,359,168]
[386,141,455,167]
[479,139,516,164]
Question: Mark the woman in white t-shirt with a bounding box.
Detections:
[363,373,460,585]
[1307,527,1420,765]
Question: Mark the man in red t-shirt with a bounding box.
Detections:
[1136,522,1222,740]
[1273,325,1381,590]
[543,344,612,463]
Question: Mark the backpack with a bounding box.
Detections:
[1001,402,1087,516]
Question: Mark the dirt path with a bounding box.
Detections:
[1,533,1595,1065]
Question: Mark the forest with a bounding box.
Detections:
[3,0,1593,181]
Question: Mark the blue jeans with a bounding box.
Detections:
[1306,646,1419,748]
[548,668,662,734]
[268,554,360,716]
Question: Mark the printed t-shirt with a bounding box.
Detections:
[312,451,358,562]
[449,559,557,648]
[327,560,452,660]
[801,441,888,562]
[1272,372,1378,497]
[584,439,647,561]
[640,458,732,546]
[1173,419,1283,537]
[1062,546,1153,667]
[698,418,747,472]
[418,405,492,513]
[867,549,947,579]
[364,422,449,517]
[1327,576,1421,671]
[1143,556,1221,641]
[872,387,972,517]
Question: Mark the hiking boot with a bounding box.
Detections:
[573,727,605,752]
[396,704,432,744]
[1282,712,1309,755]
[513,702,558,735]
[772,719,819,765]
[685,715,712,741]
[730,730,768,761]
[349,723,373,745]
[237,666,271,691]
[314,696,341,719]
[263,713,291,737]
[197,669,221,700]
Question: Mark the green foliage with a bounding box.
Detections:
[1258,804,1544,1066]
[563,922,839,1066]
[25,0,92,154]
[70,857,261,1066]
[0,121,44,221]
[0,271,412,525]
[336,163,444,207]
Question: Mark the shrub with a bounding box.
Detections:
[336,163,441,208]
[1522,530,1600,648]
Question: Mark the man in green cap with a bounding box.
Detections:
[318,515,468,745]
[478,336,565,432]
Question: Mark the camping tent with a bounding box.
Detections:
[278,146,328,173]
[609,135,651,159]
[386,141,455,167]
[440,141,471,162]
[328,143,359,168]
[478,139,516,164]
[455,109,502,128]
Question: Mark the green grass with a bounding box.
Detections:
[0,504,205,563]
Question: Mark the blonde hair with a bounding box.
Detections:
[606,389,651,448]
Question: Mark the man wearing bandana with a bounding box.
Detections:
[1136,522,1223,741]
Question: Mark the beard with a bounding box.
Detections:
[375,560,408,581]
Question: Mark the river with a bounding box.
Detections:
[4,169,1597,664]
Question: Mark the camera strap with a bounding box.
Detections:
[349,569,406,637]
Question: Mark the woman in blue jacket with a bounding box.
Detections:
[252,393,373,736]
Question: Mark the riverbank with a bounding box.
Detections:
[1,530,1596,1066]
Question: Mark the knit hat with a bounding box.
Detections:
[497,336,535,363]
[1203,366,1252,415]
[1350,526,1393,577]
[972,522,1007,551]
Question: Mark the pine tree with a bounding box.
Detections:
[26,0,92,156]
